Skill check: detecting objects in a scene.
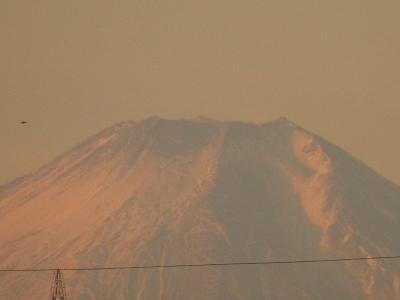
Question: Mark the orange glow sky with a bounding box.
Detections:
[1,0,399,185]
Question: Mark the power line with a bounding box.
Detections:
[1,255,400,273]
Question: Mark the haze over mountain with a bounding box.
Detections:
[0,117,399,299]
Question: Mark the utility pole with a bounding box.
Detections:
[49,268,67,300]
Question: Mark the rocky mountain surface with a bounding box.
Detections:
[0,117,399,299]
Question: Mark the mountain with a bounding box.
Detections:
[0,117,399,299]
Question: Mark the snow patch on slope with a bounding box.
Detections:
[280,130,340,250]
[281,129,400,299]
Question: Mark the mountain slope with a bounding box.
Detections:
[0,117,399,299]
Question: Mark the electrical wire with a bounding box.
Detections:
[1,255,399,273]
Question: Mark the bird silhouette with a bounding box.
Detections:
[20,121,28,124]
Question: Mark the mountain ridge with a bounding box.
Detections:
[0,117,399,299]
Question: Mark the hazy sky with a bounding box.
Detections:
[1,0,399,185]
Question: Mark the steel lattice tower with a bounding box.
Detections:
[49,268,67,300]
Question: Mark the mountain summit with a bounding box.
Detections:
[0,117,399,299]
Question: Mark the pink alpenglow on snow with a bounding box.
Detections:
[0,117,399,300]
